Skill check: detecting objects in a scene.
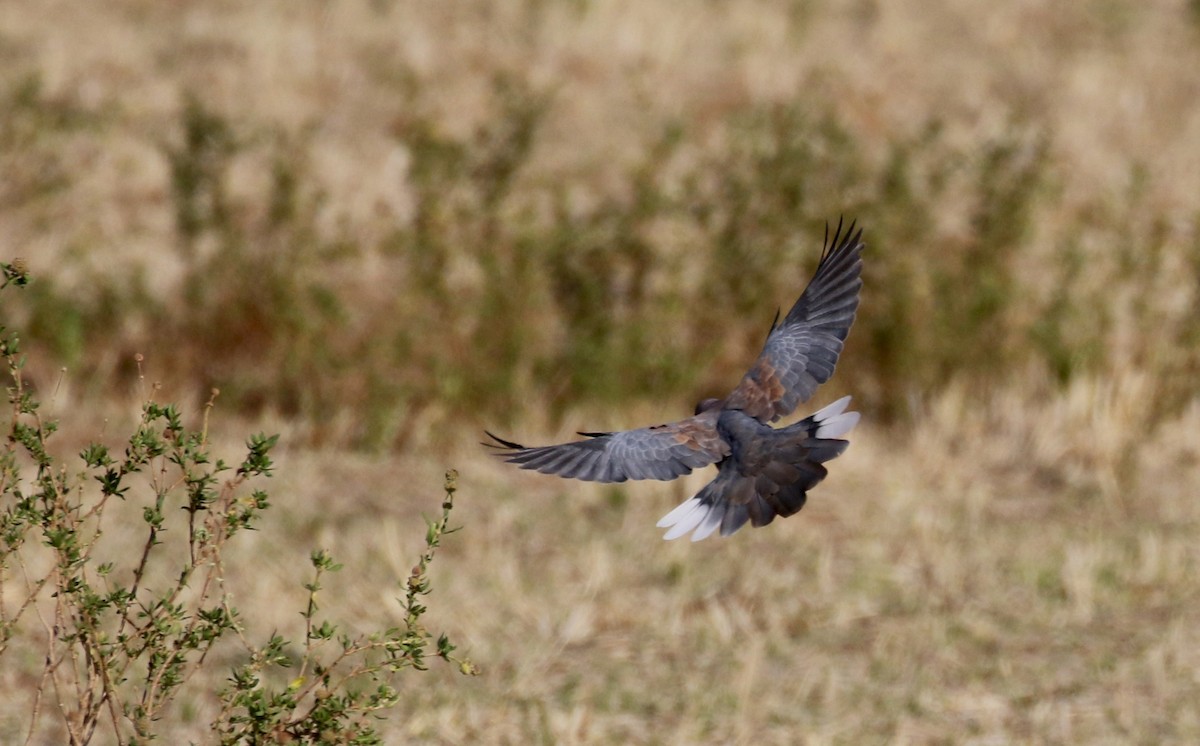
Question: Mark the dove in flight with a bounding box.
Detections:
[487,219,864,541]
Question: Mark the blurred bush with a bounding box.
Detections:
[3,72,1198,447]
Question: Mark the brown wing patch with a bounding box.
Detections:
[670,415,725,455]
[728,358,787,421]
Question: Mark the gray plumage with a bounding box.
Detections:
[486,219,864,540]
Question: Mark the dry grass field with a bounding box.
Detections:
[2,1,1200,743]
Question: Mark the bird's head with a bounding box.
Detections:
[694,397,723,415]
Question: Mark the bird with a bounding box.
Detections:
[486,219,864,541]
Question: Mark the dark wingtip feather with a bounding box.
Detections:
[822,216,861,260]
[576,431,612,438]
[813,217,863,284]
[822,216,846,260]
[483,430,527,450]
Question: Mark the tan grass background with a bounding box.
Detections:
[2,0,1200,743]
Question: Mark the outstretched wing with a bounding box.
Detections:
[485,412,727,484]
[724,219,864,423]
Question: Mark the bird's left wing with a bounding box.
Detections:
[485,412,727,483]
[724,219,864,423]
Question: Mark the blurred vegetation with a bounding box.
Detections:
[0,5,1198,741]
[2,69,1198,447]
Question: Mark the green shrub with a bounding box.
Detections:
[0,262,474,744]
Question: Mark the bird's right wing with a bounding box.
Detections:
[485,412,727,483]
[724,219,864,423]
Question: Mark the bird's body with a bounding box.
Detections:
[487,220,865,540]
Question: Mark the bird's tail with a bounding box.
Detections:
[656,396,859,541]
[787,395,860,440]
